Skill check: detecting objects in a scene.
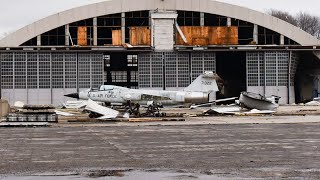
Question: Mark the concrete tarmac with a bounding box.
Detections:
[1,117,320,179]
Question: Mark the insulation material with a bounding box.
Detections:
[129,27,151,46]
[77,26,87,46]
[112,29,122,46]
[176,26,238,45]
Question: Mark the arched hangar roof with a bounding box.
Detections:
[1,0,320,47]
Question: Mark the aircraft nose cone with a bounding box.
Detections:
[64,93,79,99]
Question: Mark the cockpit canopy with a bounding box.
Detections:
[99,85,128,91]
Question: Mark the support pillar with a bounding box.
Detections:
[280,35,285,45]
[200,12,205,26]
[253,24,258,44]
[93,17,97,46]
[227,17,231,27]
[151,12,178,50]
[37,35,41,46]
[121,12,126,44]
[65,24,70,46]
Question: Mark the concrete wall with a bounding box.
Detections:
[2,88,77,105]
[1,0,319,47]
[152,13,177,50]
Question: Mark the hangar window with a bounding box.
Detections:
[41,26,66,46]
[27,53,38,89]
[237,20,254,45]
[21,37,37,46]
[0,53,14,89]
[177,11,201,26]
[70,18,94,46]
[258,26,286,45]
[125,11,150,43]
[14,53,27,89]
[97,13,121,45]
[111,71,127,82]
[65,53,77,88]
[52,53,64,88]
[39,53,51,88]
[203,13,227,26]
[127,55,138,67]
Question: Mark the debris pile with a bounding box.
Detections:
[6,104,57,122]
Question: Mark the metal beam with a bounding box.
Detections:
[200,12,205,26]
[253,24,258,44]
[37,35,41,46]
[227,17,231,27]
[65,24,70,46]
[93,17,98,46]
[175,22,187,43]
[121,12,126,45]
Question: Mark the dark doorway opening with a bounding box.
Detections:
[103,52,138,88]
[216,52,247,98]
[295,52,320,103]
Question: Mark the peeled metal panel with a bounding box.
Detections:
[129,27,151,46]
[176,26,209,46]
[209,27,238,45]
[77,26,87,46]
[112,29,122,46]
[176,26,238,45]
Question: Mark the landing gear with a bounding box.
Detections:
[125,101,166,117]
[125,101,141,117]
[142,102,166,117]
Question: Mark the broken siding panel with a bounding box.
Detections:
[176,26,238,45]
[77,26,87,46]
[112,29,122,46]
[210,27,238,45]
[129,27,151,46]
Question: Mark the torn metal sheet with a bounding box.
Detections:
[205,106,241,114]
[54,110,74,117]
[243,109,275,114]
[62,101,87,109]
[175,22,188,43]
[85,99,120,119]
[190,97,237,109]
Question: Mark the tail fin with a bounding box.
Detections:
[184,71,219,93]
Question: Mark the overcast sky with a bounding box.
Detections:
[0,0,320,38]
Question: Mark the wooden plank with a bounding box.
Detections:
[112,29,122,46]
[77,26,87,46]
[129,27,151,46]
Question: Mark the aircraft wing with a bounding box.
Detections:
[85,99,120,119]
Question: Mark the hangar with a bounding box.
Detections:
[1,0,320,105]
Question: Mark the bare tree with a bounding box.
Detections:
[268,9,297,26]
[268,9,320,39]
[296,12,320,38]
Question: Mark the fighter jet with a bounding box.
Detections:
[65,71,219,106]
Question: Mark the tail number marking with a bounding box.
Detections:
[202,81,212,85]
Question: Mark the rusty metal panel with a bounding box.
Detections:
[77,26,87,46]
[176,26,238,46]
[176,26,210,46]
[129,27,151,46]
[209,27,238,45]
[112,30,122,46]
